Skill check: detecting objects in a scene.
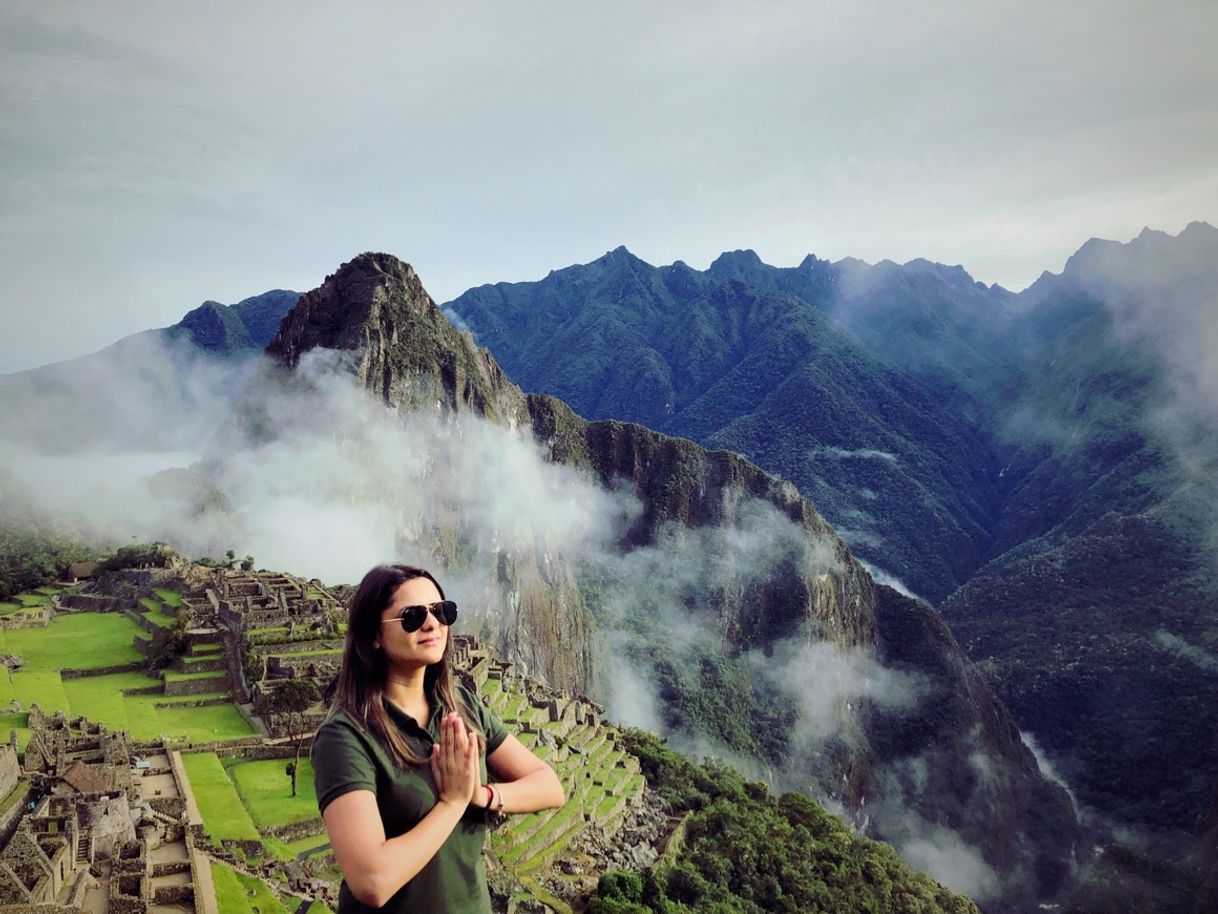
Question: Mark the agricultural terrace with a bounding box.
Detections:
[0,602,255,747]
[211,859,333,914]
[181,750,329,863]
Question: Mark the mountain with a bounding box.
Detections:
[442,226,1218,840]
[0,289,299,453]
[940,222,1218,830]
[444,248,1004,602]
[213,252,1078,910]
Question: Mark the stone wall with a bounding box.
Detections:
[163,675,230,697]
[0,747,18,800]
[58,594,124,612]
[61,662,144,680]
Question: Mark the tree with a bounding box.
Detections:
[240,554,254,572]
[263,679,323,796]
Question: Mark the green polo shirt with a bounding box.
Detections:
[311,684,508,913]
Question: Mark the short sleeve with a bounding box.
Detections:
[310,715,379,815]
[461,684,508,755]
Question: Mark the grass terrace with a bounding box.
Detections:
[210,860,323,914]
[0,610,254,743]
[153,588,183,606]
[181,752,261,843]
[225,756,320,831]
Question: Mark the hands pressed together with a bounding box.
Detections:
[430,711,481,807]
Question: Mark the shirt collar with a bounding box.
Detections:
[382,694,444,739]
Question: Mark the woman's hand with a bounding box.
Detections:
[430,712,479,807]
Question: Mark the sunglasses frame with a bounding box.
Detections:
[382,600,458,633]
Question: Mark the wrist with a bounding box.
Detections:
[436,796,468,814]
[475,784,492,809]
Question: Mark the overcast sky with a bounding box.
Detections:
[1,0,1215,373]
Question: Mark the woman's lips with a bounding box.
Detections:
[418,637,439,645]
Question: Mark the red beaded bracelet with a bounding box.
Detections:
[484,785,494,808]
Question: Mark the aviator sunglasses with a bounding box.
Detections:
[380,600,458,633]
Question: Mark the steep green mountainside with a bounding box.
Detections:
[590,729,979,914]
[941,224,1218,829]
[442,225,1218,838]
[0,289,298,453]
[445,248,1003,602]
[214,252,1077,910]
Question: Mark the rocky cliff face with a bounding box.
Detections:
[255,251,1078,910]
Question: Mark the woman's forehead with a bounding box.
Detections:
[388,576,442,608]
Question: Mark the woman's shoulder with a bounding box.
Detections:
[313,707,369,742]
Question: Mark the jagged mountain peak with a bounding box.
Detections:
[265,251,437,370]
[262,250,528,424]
[707,248,767,279]
[591,244,651,269]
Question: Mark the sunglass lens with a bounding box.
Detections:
[399,602,458,632]
[399,605,427,632]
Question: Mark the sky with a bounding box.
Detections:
[1,0,1216,374]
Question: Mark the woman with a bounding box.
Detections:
[311,564,565,912]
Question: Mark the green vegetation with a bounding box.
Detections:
[181,752,262,842]
[0,613,253,743]
[163,669,229,683]
[227,757,319,830]
[154,588,183,606]
[0,610,143,668]
[586,730,978,914]
[211,860,297,914]
[0,526,96,601]
[100,542,173,572]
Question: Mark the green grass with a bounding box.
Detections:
[157,703,253,742]
[0,603,21,616]
[284,832,329,854]
[15,594,51,607]
[228,757,319,830]
[211,860,293,914]
[184,653,225,664]
[181,753,262,843]
[153,588,182,606]
[266,648,341,659]
[60,671,251,742]
[0,612,143,670]
[0,671,69,712]
[141,606,176,628]
[139,597,160,612]
[0,713,30,751]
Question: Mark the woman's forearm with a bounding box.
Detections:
[351,799,465,907]
[493,766,566,813]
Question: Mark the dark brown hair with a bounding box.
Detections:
[331,563,483,767]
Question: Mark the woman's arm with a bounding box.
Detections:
[323,713,478,908]
[486,733,566,813]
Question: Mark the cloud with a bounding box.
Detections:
[894,823,1001,901]
[3,338,1008,900]
[1153,629,1218,672]
[811,445,900,464]
[857,558,925,603]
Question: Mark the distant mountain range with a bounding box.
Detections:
[444,223,1218,835]
[0,289,299,452]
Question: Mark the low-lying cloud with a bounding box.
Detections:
[5,335,1016,904]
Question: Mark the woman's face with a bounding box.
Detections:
[374,576,448,669]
